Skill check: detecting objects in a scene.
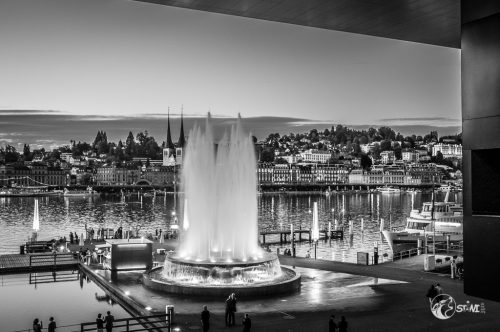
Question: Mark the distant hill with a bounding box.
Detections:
[0,111,461,149]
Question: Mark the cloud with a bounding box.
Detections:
[379,116,460,122]
[0,109,61,115]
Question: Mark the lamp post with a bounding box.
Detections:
[312,202,319,260]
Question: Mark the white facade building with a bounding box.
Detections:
[402,151,420,163]
[299,149,332,163]
[380,151,395,164]
[432,144,462,158]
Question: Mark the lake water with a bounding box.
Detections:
[0,191,461,262]
[0,271,130,332]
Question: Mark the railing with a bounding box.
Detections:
[80,314,171,332]
[29,253,78,268]
[392,247,420,261]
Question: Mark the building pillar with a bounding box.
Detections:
[462,0,500,301]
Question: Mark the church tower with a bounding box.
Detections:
[163,109,176,166]
[176,109,186,165]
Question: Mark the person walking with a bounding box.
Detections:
[104,311,114,332]
[201,305,210,332]
[426,284,438,303]
[96,313,104,332]
[47,317,57,332]
[33,318,43,332]
[328,314,337,332]
[338,316,348,332]
[242,313,252,332]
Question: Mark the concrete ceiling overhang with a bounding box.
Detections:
[133,0,460,48]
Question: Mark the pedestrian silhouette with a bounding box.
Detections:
[328,314,337,332]
[225,293,237,326]
[104,311,114,332]
[48,317,57,332]
[242,313,252,332]
[201,305,210,332]
[339,316,348,332]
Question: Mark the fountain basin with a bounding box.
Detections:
[144,254,301,297]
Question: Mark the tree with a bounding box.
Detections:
[274,157,288,164]
[23,144,32,161]
[378,126,396,140]
[360,154,372,170]
[125,131,136,158]
[260,148,275,162]
[359,136,369,145]
[380,140,392,151]
[4,145,19,163]
[394,146,402,160]
[436,151,444,163]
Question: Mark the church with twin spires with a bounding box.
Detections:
[163,111,186,166]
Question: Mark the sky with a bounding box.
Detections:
[0,0,461,148]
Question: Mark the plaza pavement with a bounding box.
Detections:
[75,239,500,331]
[169,256,500,331]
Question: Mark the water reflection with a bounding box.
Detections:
[0,192,461,262]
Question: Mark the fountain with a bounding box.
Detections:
[144,115,300,296]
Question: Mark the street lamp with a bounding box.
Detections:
[312,202,319,260]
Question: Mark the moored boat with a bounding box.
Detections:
[377,186,401,194]
[63,187,99,197]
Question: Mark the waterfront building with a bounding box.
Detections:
[132,158,163,166]
[299,149,332,163]
[143,165,178,186]
[0,163,66,187]
[96,165,141,185]
[406,163,441,184]
[256,163,349,185]
[432,143,462,158]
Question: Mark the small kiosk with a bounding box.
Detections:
[100,239,153,271]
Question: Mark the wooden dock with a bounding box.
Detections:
[0,253,78,274]
[260,229,344,245]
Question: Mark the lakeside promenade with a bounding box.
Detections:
[65,239,497,332]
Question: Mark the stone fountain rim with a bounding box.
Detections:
[143,266,301,296]
[167,251,279,268]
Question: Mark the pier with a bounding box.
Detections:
[0,253,78,274]
[259,229,344,245]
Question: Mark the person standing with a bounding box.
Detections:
[426,284,438,303]
[96,313,104,332]
[435,283,444,301]
[201,305,210,332]
[69,232,74,244]
[33,318,43,332]
[47,317,57,332]
[328,314,337,332]
[225,293,237,326]
[242,313,252,332]
[339,316,348,332]
[104,311,114,332]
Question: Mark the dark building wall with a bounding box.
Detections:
[462,0,500,301]
[110,242,153,271]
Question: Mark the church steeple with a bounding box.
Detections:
[166,108,175,149]
[178,107,186,148]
